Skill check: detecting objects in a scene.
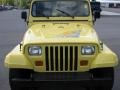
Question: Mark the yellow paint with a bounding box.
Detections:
[4,0,118,72]
[90,44,118,69]
[5,45,33,69]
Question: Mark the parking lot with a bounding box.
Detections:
[0,9,120,90]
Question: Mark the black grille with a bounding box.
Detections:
[45,46,78,71]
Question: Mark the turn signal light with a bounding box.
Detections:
[80,60,88,66]
[35,61,43,66]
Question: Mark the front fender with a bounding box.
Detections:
[5,45,33,69]
[90,44,118,69]
[5,44,118,70]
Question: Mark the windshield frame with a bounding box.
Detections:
[31,0,90,18]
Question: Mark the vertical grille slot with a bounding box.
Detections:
[55,47,59,71]
[60,47,63,71]
[45,46,78,71]
[50,47,54,71]
[74,46,78,71]
[45,47,49,71]
[65,46,68,71]
[70,46,73,71]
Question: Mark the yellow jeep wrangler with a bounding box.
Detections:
[5,0,118,90]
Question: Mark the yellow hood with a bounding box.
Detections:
[23,22,99,44]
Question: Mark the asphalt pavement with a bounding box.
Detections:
[0,10,26,90]
[0,9,120,90]
[102,8,120,13]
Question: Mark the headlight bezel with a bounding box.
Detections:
[81,45,95,55]
[25,44,97,56]
[28,46,42,56]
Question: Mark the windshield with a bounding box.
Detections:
[32,1,89,17]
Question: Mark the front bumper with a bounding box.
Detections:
[11,72,113,88]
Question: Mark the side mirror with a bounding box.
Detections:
[21,11,27,22]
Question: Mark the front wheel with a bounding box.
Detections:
[9,69,34,90]
[87,67,114,90]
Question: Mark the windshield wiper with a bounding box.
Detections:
[56,9,74,18]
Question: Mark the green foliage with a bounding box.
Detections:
[0,0,2,4]
[0,0,14,5]
[8,0,14,6]
[0,0,32,9]
[20,0,32,9]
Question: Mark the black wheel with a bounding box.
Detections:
[86,67,114,90]
[9,69,34,90]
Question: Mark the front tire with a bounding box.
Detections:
[87,67,114,90]
[9,69,33,90]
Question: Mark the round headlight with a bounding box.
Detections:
[28,46,42,55]
[81,46,95,55]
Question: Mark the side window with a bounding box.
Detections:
[83,3,89,16]
[32,3,36,16]
[32,2,45,16]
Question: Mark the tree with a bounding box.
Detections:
[8,0,14,6]
[19,0,32,9]
[2,0,8,5]
[0,0,2,5]
[0,0,32,8]
[0,0,14,5]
